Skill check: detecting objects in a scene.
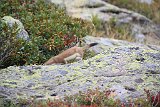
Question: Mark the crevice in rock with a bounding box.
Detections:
[124,86,136,92]
[136,57,145,62]
[100,9,126,14]
[50,93,57,96]
[80,3,105,8]
[35,95,44,98]
[129,47,139,50]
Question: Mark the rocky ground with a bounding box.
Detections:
[0,0,160,105]
[0,36,160,103]
[48,0,160,45]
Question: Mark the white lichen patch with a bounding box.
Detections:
[23,70,42,80]
[126,62,141,70]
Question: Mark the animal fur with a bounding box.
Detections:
[44,43,98,65]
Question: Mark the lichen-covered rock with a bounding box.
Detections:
[48,0,160,45]
[0,36,160,103]
[1,16,29,41]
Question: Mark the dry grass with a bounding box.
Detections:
[91,16,134,42]
[91,0,160,44]
[104,0,160,24]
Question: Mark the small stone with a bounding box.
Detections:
[135,78,144,83]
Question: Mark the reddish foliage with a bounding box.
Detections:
[145,89,160,107]
[121,103,126,107]
[63,35,78,47]
[20,89,160,107]
[105,90,111,98]
[151,92,160,107]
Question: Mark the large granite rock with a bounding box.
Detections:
[1,16,29,41]
[0,36,160,104]
[47,0,160,45]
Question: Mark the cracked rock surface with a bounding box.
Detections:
[0,36,160,103]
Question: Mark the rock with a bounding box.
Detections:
[1,16,29,41]
[0,36,160,104]
[135,33,145,43]
[47,0,160,45]
[139,0,153,4]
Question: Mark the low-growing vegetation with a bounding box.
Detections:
[104,18,134,41]
[0,89,159,107]
[104,0,160,24]
[0,0,93,68]
[91,16,134,41]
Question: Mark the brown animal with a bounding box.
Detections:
[44,43,98,65]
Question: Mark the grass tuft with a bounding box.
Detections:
[104,0,160,24]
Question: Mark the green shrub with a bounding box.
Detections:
[0,0,93,68]
[0,21,26,68]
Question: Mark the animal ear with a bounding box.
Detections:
[76,40,82,46]
[76,38,86,47]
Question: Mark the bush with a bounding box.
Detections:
[0,21,26,68]
[0,0,93,68]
